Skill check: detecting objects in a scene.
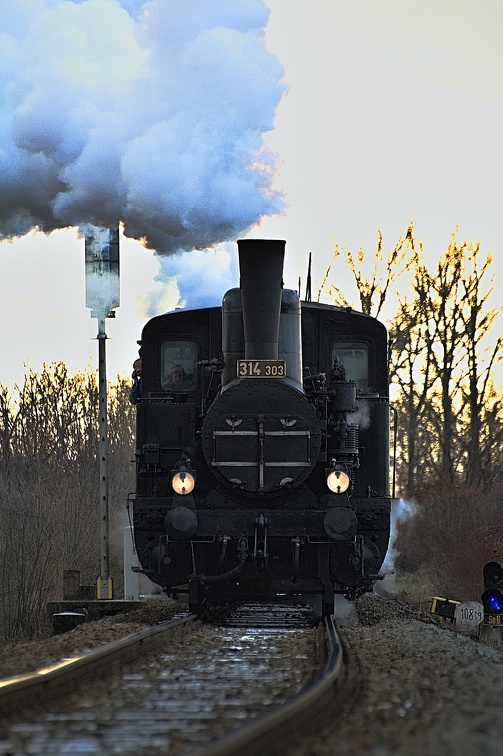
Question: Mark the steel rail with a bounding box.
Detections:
[0,613,198,715]
[203,615,344,756]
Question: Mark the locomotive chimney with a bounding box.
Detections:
[237,239,285,360]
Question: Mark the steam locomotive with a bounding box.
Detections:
[131,239,392,617]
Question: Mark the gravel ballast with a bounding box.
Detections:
[2,595,503,754]
[0,599,183,680]
[289,594,503,755]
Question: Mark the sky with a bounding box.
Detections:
[1,0,502,391]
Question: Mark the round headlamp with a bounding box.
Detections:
[171,470,195,495]
[326,469,350,494]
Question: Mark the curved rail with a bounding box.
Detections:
[203,615,344,756]
[0,613,198,716]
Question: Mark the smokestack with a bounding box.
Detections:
[237,239,285,360]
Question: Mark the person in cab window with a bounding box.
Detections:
[129,358,142,404]
[167,363,193,390]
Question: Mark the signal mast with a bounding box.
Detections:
[85,226,120,600]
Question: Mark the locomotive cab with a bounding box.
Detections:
[131,239,392,618]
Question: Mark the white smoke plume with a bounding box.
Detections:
[0,0,285,254]
[149,243,239,314]
[350,398,371,430]
[378,497,418,595]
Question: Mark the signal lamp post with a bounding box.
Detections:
[481,561,503,616]
[85,226,120,600]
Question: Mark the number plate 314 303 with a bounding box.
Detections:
[237,360,286,378]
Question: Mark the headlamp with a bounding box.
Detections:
[171,467,195,495]
[326,461,350,494]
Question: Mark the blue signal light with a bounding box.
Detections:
[482,588,503,614]
[482,562,503,614]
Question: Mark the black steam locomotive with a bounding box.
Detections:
[131,239,392,617]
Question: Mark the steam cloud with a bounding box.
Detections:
[350,399,371,430]
[0,0,285,254]
[378,498,418,596]
[148,243,240,314]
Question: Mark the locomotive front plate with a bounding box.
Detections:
[237,359,286,378]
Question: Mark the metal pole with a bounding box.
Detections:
[97,316,112,599]
[84,225,119,600]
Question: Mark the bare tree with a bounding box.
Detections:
[389,293,436,493]
[320,223,419,317]
[456,243,502,488]
[0,364,135,639]
[389,231,503,492]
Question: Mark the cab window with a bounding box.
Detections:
[331,342,369,391]
[161,340,197,391]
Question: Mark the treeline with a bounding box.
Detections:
[0,364,135,639]
[327,226,503,599]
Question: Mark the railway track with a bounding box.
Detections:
[0,604,353,755]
